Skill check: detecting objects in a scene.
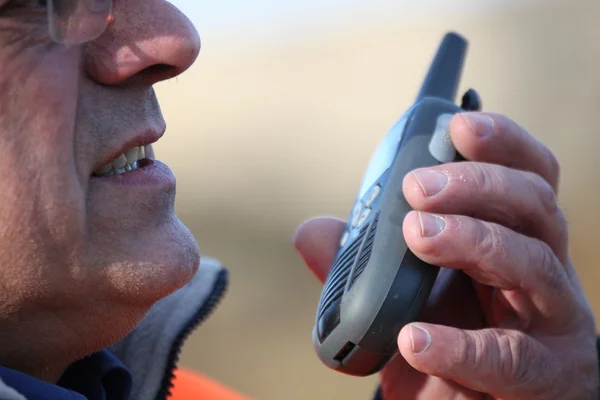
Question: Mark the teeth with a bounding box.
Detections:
[113,154,128,169]
[125,147,139,164]
[93,146,146,177]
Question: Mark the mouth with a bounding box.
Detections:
[92,146,149,177]
[89,130,174,187]
[91,129,162,178]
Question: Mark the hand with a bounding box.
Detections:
[294,112,599,399]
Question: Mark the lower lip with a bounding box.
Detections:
[90,159,175,186]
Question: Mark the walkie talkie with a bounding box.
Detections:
[312,32,482,376]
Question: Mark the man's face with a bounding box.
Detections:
[0,0,201,378]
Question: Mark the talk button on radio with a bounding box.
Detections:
[428,113,456,163]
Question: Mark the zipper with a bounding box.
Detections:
[154,268,229,400]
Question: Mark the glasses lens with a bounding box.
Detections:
[48,0,113,45]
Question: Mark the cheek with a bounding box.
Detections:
[0,45,89,298]
[0,150,87,249]
[0,166,87,312]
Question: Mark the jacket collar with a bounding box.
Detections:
[108,257,228,400]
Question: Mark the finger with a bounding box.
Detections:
[402,162,568,257]
[293,217,346,283]
[451,112,560,191]
[397,323,561,399]
[403,211,576,330]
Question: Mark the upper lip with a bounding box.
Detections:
[93,129,164,172]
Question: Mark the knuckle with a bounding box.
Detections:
[467,163,508,196]
[527,239,564,291]
[500,331,541,387]
[473,331,501,375]
[453,330,524,382]
[453,329,560,396]
[474,222,509,271]
[452,329,478,368]
[526,171,569,250]
[503,331,567,398]
[528,172,559,215]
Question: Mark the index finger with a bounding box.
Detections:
[451,112,560,192]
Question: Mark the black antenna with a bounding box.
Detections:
[415,32,468,103]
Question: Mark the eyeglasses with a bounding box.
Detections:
[48,0,113,45]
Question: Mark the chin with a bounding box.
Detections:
[96,215,201,308]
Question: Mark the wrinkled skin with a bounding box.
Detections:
[0,0,201,382]
[295,113,599,399]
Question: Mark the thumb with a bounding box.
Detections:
[293,216,345,283]
[398,323,557,398]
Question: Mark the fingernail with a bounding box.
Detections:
[418,212,446,237]
[412,170,448,197]
[462,113,494,137]
[410,324,432,354]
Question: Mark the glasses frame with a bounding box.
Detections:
[47,0,113,45]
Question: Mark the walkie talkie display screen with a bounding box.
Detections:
[357,112,411,198]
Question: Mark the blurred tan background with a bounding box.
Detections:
[154,0,600,398]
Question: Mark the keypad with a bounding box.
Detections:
[356,208,372,227]
[365,185,381,207]
[350,202,363,228]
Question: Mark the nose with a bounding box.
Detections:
[85,0,201,86]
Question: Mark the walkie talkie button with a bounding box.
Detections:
[351,203,363,227]
[429,113,456,163]
[365,185,382,207]
[340,231,349,247]
[357,208,372,227]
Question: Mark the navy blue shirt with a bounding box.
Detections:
[0,350,132,400]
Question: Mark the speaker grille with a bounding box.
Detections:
[318,225,368,319]
[349,212,380,288]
